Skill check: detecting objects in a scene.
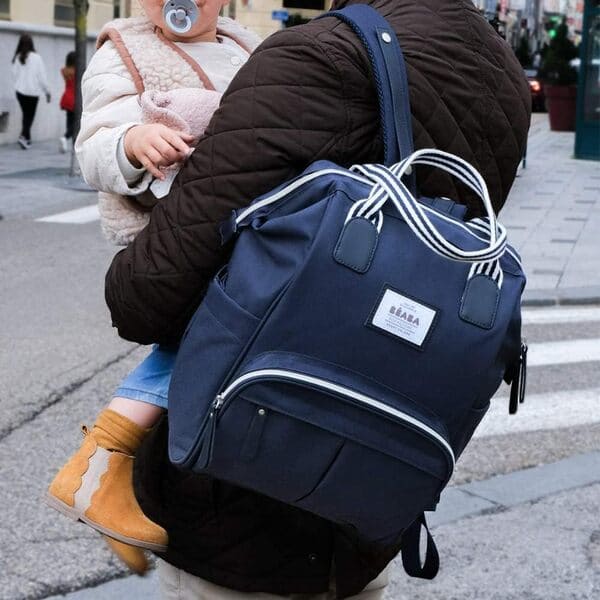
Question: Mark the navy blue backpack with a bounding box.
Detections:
[168,5,527,579]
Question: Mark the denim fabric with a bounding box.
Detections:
[114,345,177,409]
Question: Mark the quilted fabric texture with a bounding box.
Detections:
[105,0,530,347]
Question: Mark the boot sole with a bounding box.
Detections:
[45,493,167,553]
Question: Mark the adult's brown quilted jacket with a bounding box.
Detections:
[111,0,530,596]
[105,0,530,345]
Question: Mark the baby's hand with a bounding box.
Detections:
[124,124,195,180]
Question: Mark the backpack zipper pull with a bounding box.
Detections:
[197,395,224,469]
[213,393,225,412]
[508,341,528,415]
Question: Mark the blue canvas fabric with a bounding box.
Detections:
[167,5,526,579]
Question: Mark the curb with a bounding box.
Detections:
[522,286,600,307]
[430,450,600,528]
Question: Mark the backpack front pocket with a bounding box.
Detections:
[202,351,454,540]
[168,271,260,466]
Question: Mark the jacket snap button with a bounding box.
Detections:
[381,32,392,43]
[258,408,266,416]
[308,553,318,564]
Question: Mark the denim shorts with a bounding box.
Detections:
[113,345,177,410]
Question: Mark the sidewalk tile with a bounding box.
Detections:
[526,275,561,290]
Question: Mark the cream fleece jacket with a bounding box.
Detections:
[75,17,261,245]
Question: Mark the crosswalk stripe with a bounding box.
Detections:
[522,306,600,325]
[37,205,99,224]
[475,387,600,438]
[528,338,600,367]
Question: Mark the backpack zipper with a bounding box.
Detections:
[211,368,455,469]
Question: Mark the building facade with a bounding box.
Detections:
[0,0,586,146]
[0,0,118,30]
[0,0,322,145]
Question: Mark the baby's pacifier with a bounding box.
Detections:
[163,0,198,34]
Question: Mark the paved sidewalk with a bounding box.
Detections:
[48,450,600,599]
[0,142,93,221]
[503,113,600,306]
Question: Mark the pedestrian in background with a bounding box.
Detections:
[59,51,76,153]
[11,34,51,150]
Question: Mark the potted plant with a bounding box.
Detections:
[538,18,579,131]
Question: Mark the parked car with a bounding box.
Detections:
[524,68,546,112]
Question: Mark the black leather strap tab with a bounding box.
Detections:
[333,217,379,273]
[459,274,500,330]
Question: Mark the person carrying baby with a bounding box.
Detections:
[46,0,261,573]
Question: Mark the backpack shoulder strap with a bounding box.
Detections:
[319,5,414,168]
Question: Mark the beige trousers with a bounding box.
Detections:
[158,559,389,600]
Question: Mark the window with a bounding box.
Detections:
[54,0,75,27]
[282,0,325,10]
[0,0,10,20]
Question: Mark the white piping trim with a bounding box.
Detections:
[235,168,370,225]
[233,164,521,270]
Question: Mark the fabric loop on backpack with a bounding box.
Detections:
[468,259,504,289]
[353,163,507,266]
[344,198,384,233]
[394,149,496,223]
[401,514,440,580]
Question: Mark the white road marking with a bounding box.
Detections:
[37,205,99,224]
[475,387,600,438]
[528,338,600,367]
[522,306,600,325]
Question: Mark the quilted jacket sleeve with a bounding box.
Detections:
[105,26,380,344]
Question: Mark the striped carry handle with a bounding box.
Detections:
[350,149,508,288]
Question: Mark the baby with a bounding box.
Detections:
[46,0,261,573]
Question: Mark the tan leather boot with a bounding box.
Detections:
[103,536,149,575]
[46,409,167,552]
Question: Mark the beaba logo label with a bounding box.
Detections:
[371,288,437,347]
[389,305,420,327]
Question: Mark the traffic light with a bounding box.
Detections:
[544,15,562,39]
